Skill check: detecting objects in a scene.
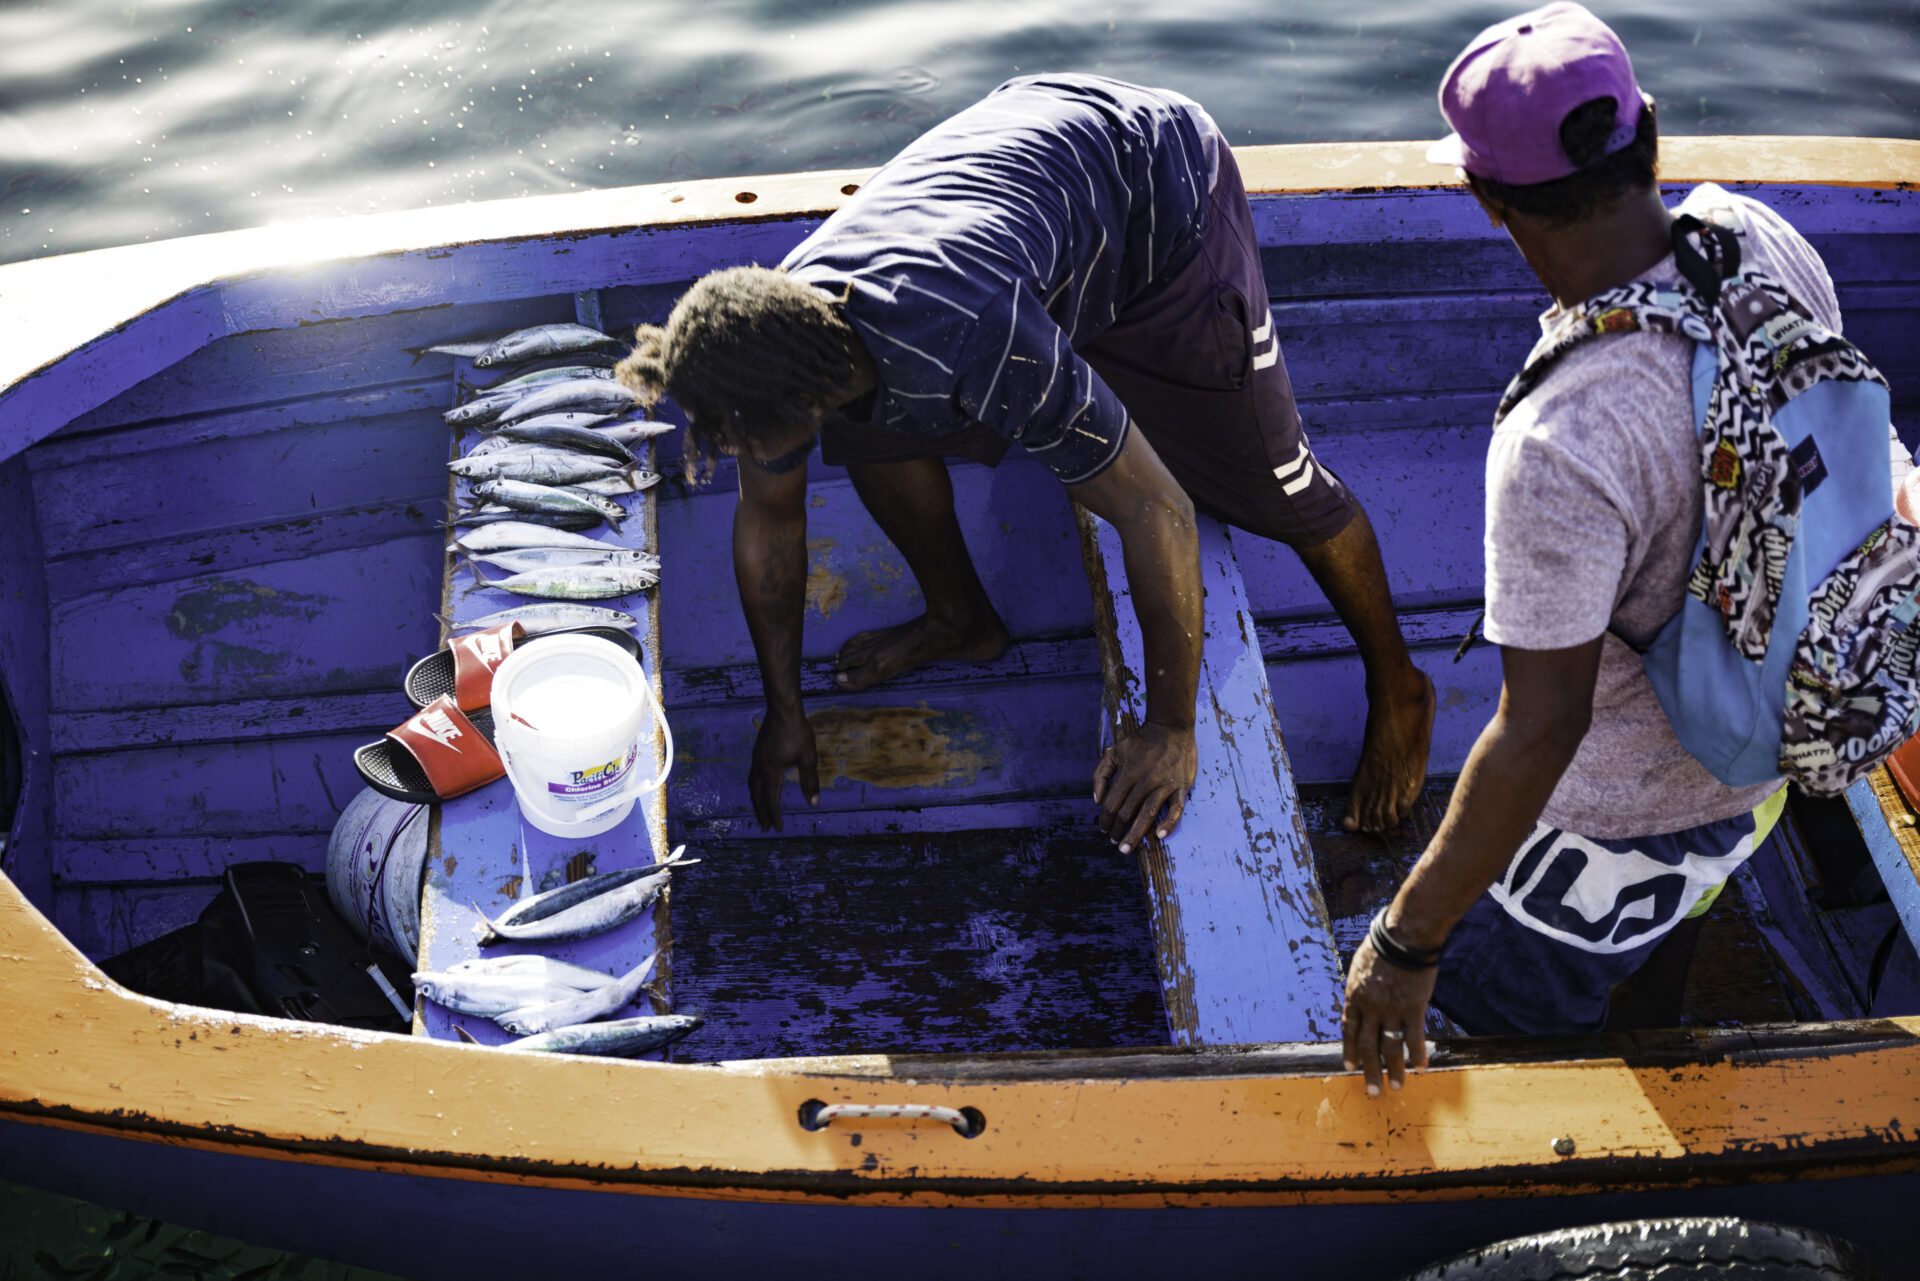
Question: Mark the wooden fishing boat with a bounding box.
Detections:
[2,136,1918,1278]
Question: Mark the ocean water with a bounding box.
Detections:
[0,0,1915,265]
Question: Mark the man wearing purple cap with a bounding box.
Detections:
[1341,2,1852,1094]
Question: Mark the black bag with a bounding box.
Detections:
[100,861,413,1033]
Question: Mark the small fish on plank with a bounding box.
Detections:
[450,449,639,488]
[491,953,660,1036]
[476,850,696,946]
[477,363,616,394]
[462,547,660,576]
[450,503,602,531]
[562,471,660,497]
[474,323,624,369]
[413,955,619,1018]
[449,522,634,554]
[465,563,659,601]
[501,1014,703,1057]
[473,478,625,527]
[496,378,640,425]
[489,417,634,460]
[441,603,638,634]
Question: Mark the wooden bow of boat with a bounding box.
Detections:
[1,137,1919,1274]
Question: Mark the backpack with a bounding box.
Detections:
[1495,199,1909,796]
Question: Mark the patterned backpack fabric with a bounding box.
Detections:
[1496,205,1907,795]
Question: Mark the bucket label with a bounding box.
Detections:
[548,749,635,798]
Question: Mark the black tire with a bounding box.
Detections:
[1399,1217,1873,1281]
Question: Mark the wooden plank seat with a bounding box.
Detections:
[1076,509,1344,1044]
[411,294,676,1048]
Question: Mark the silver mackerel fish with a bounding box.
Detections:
[412,955,618,1018]
[468,563,658,601]
[473,478,625,526]
[441,603,639,634]
[476,850,697,946]
[462,547,659,576]
[496,377,640,424]
[474,323,622,369]
[449,523,630,555]
[505,1014,703,1057]
[491,953,661,1036]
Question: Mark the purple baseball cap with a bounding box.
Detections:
[1428,2,1651,185]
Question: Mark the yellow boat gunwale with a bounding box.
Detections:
[2,136,1919,1207]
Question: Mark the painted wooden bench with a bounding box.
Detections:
[411,291,677,1046]
[1076,508,1344,1045]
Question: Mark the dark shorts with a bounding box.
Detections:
[820,142,1358,548]
[1431,791,1784,1037]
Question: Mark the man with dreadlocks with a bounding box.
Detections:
[617,73,1436,846]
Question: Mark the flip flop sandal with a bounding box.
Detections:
[404,623,640,711]
[354,696,505,803]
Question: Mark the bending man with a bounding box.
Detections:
[618,73,1434,843]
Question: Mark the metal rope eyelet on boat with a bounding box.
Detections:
[798,1099,986,1139]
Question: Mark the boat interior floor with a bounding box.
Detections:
[661,773,1917,1062]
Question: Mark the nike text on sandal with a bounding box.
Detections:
[403,622,640,711]
[353,696,504,803]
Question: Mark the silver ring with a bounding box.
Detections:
[1380,1029,1406,1042]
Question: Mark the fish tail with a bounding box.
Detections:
[461,566,505,599]
[453,1024,482,1045]
[471,900,509,946]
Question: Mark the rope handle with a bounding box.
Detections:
[798,1100,986,1139]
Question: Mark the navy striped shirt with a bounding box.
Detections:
[783,74,1220,484]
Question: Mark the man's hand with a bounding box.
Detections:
[1092,720,1198,853]
[749,705,820,832]
[1340,935,1436,1096]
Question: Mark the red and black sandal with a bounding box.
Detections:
[403,623,640,711]
[353,695,506,803]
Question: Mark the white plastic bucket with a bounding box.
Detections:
[490,633,672,838]
[326,786,430,965]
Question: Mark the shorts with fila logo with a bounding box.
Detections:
[1432,787,1787,1036]
[818,137,1360,549]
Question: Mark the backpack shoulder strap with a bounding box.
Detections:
[1494,214,1734,426]
[1494,277,1711,426]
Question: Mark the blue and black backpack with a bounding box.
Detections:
[1497,199,1910,796]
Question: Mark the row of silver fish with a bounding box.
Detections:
[413,851,703,1056]
[432,329,665,606]
[417,952,670,1038]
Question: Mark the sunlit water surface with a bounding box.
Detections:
[0,1,1915,263]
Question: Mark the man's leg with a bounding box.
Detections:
[1292,506,1436,833]
[834,457,1010,692]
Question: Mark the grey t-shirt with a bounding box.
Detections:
[1483,184,1841,839]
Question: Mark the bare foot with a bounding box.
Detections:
[834,610,1010,692]
[1342,668,1436,833]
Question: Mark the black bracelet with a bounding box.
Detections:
[1368,910,1444,971]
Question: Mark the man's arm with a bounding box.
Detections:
[1069,426,1203,852]
[735,455,821,830]
[1341,637,1602,1095]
